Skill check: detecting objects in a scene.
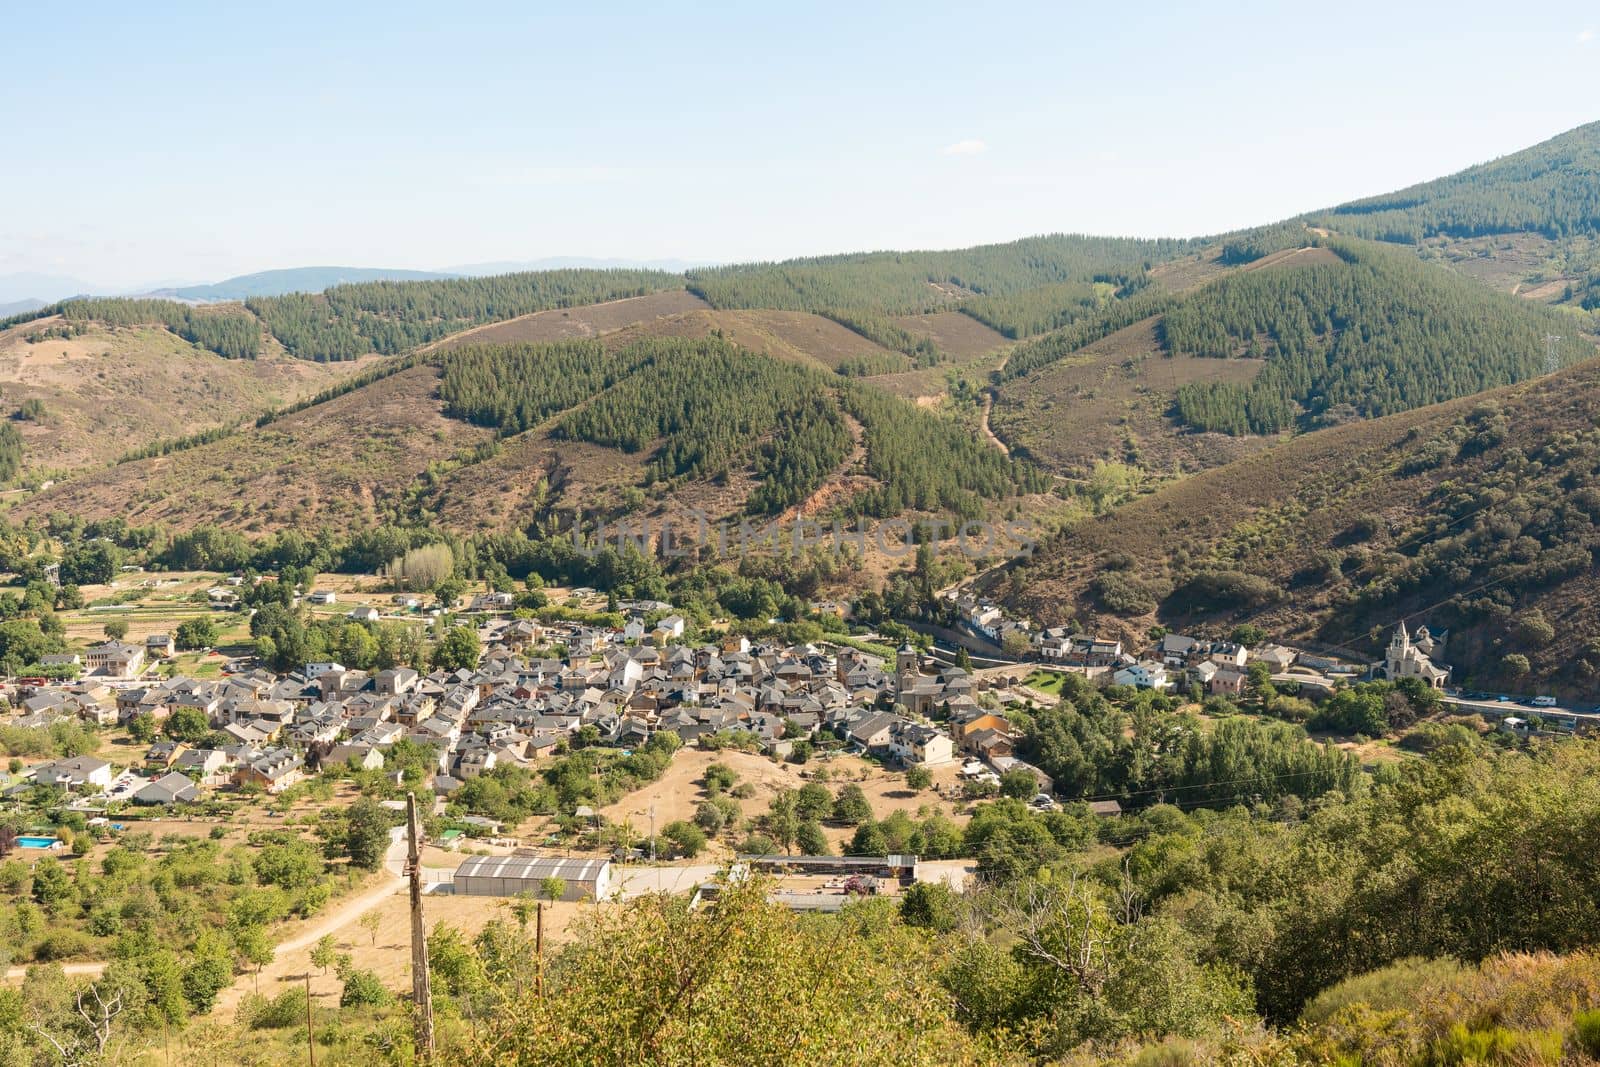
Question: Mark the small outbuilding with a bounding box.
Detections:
[452,854,613,901]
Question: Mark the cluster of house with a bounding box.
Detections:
[2,605,1055,811]
[950,591,1032,648]
[1026,628,1298,696]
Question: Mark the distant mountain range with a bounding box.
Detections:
[147,266,457,302]
[444,256,712,276]
[0,298,47,317]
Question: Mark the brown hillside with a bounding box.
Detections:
[0,318,369,476]
[428,290,709,349]
[10,364,488,533]
[991,316,1275,477]
[891,311,1009,361]
[994,357,1600,696]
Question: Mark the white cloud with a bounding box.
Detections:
[941,139,988,156]
[1580,27,1595,43]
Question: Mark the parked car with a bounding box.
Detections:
[1530,695,1558,708]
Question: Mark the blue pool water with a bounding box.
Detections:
[17,836,59,849]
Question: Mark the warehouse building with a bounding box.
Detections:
[452,855,614,901]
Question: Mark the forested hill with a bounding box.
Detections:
[1165,238,1594,434]
[245,268,684,360]
[2,269,687,364]
[686,234,1194,315]
[438,336,1046,519]
[1310,120,1600,242]
[995,355,1600,695]
[995,237,1595,440]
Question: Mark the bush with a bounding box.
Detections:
[703,763,737,795]
[899,882,959,932]
[33,929,97,961]
[339,968,393,1008]
[693,801,727,835]
[1091,572,1157,615]
[1169,570,1283,611]
[737,833,776,855]
[245,986,308,1029]
[662,820,707,858]
[1300,956,1465,1026]
[1573,1008,1600,1059]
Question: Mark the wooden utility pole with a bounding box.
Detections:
[304,970,315,1067]
[407,792,435,1059]
[535,902,545,999]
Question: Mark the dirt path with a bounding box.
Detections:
[979,390,1010,456]
[3,830,409,986]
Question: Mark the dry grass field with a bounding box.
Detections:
[597,747,970,857]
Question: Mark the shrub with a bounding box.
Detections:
[1300,956,1465,1025]
[662,821,707,858]
[339,968,392,1008]
[899,881,959,932]
[1130,1040,1203,1067]
[703,763,737,795]
[246,986,308,1029]
[1573,1008,1600,1059]
[736,833,776,855]
[1091,572,1156,615]
[33,929,97,961]
[693,801,727,835]
[1170,570,1283,611]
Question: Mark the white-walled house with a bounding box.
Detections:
[1112,661,1169,690]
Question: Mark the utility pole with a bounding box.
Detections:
[649,804,656,863]
[304,970,316,1067]
[535,902,545,1000]
[406,792,435,1060]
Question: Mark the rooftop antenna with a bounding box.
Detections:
[1546,334,1563,375]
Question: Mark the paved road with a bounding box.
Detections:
[1271,671,1600,725]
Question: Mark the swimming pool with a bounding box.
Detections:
[17,836,60,849]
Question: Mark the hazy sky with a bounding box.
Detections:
[3,0,1598,289]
